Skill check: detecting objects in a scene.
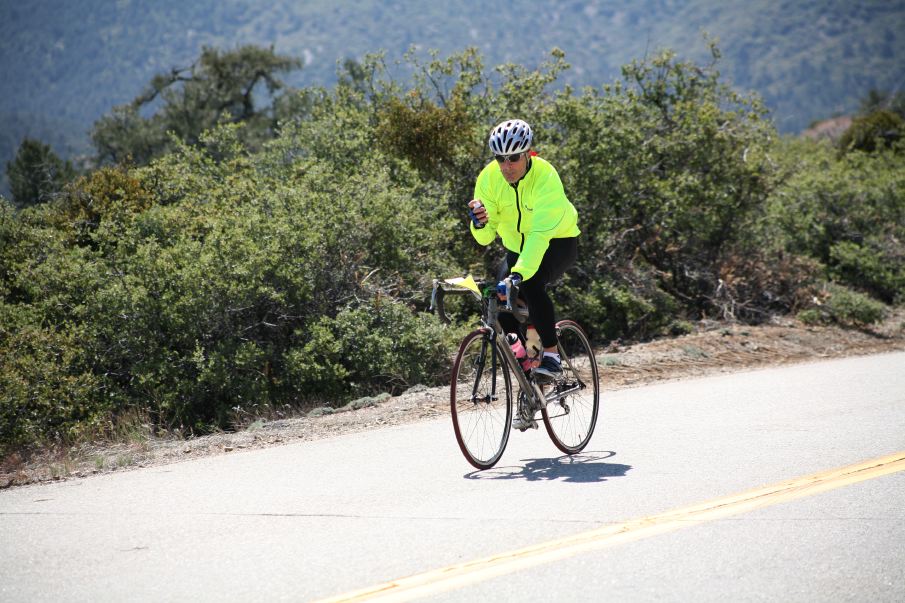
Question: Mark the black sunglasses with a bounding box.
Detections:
[494,152,524,164]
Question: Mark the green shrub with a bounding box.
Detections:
[796,308,825,326]
[542,45,776,321]
[0,323,110,456]
[668,321,695,336]
[839,109,903,154]
[51,165,155,244]
[283,299,463,404]
[376,95,477,177]
[796,284,887,328]
[0,198,20,298]
[560,277,676,342]
[766,139,905,306]
[822,283,887,327]
[829,241,904,304]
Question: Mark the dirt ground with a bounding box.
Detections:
[3,310,904,489]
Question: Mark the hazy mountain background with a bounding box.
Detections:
[1,0,904,195]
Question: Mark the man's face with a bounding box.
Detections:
[497,151,528,184]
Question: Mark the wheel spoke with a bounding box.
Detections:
[541,321,599,454]
[451,331,512,469]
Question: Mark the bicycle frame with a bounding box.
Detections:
[433,278,587,415]
[479,297,547,410]
[440,275,600,467]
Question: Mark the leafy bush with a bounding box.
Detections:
[829,241,904,304]
[797,284,887,328]
[796,308,824,326]
[0,323,110,454]
[766,140,905,304]
[559,277,676,342]
[838,109,903,154]
[377,96,477,177]
[821,283,888,326]
[284,300,463,402]
[539,43,777,326]
[1,115,475,452]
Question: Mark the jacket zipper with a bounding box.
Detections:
[512,182,524,252]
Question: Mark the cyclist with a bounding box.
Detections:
[467,118,580,398]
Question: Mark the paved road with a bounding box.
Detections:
[2,352,904,602]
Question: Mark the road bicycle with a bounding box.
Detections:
[431,275,600,470]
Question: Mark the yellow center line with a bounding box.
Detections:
[315,451,905,603]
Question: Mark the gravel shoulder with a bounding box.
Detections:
[3,311,904,489]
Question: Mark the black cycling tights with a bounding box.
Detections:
[498,237,578,349]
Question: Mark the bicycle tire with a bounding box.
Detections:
[541,320,599,454]
[450,329,513,469]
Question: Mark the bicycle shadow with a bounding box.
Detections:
[465,451,631,483]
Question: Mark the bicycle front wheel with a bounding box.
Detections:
[542,320,599,454]
[450,329,512,470]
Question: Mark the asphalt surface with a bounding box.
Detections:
[2,351,904,602]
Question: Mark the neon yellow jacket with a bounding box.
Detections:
[470,156,580,281]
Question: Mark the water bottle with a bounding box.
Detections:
[507,333,526,362]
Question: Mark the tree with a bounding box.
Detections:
[5,138,76,208]
[92,45,302,165]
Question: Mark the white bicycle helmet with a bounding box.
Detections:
[488,119,533,155]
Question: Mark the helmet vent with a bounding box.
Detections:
[488,119,533,156]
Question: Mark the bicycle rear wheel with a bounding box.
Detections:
[450,329,513,469]
[541,320,599,454]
